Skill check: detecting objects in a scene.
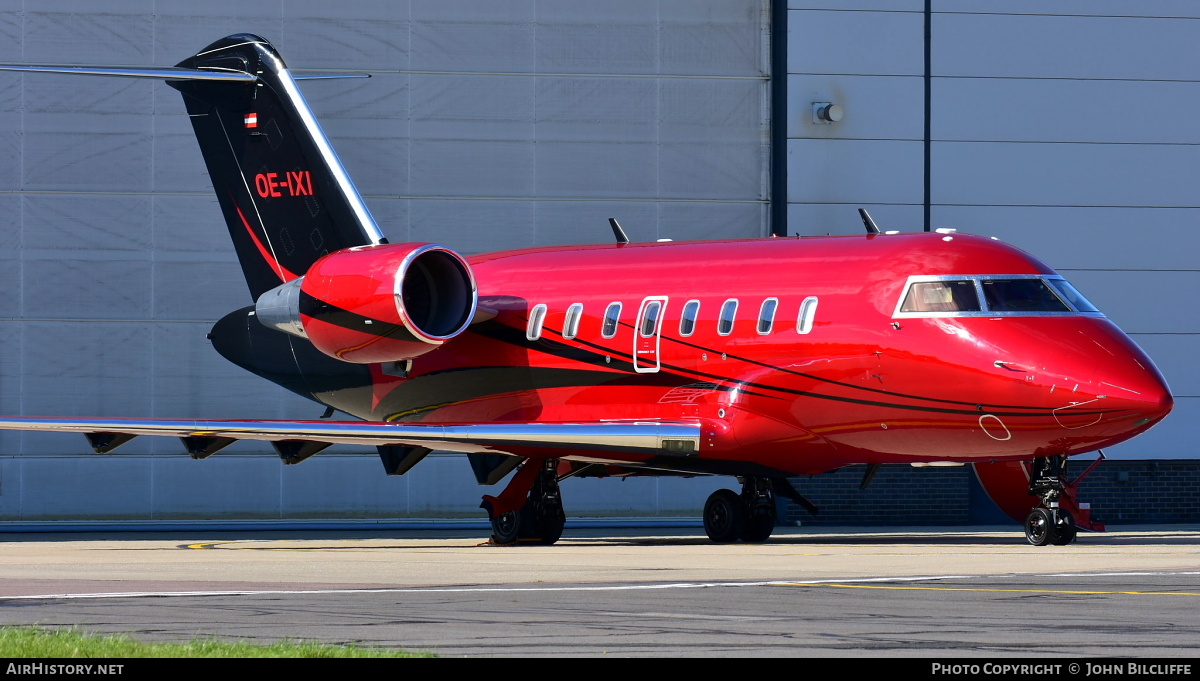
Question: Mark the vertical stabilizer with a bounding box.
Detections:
[170,34,385,298]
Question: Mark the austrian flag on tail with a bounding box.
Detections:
[244,113,258,128]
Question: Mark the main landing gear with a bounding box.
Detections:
[703,477,793,543]
[1024,455,1078,546]
[480,458,566,545]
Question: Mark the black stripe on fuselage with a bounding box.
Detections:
[375,364,713,422]
[464,316,1117,420]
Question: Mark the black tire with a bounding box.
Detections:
[740,504,776,543]
[491,509,521,544]
[704,489,745,543]
[1050,509,1077,546]
[536,508,566,546]
[1024,507,1052,546]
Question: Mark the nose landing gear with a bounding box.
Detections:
[1024,454,1099,546]
[1024,505,1076,546]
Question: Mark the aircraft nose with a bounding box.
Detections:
[1093,352,1174,436]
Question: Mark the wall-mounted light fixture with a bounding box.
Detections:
[812,102,843,124]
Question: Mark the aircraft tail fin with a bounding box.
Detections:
[168,34,385,298]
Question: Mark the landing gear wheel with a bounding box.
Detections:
[1051,509,1077,546]
[534,507,566,546]
[491,510,521,545]
[483,459,568,546]
[704,489,745,543]
[525,460,566,545]
[740,504,776,543]
[1024,507,1052,546]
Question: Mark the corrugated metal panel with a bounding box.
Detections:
[932,142,1200,208]
[932,206,1199,271]
[787,138,923,205]
[787,203,923,237]
[936,1,1200,18]
[934,78,1200,145]
[1056,271,1200,334]
[935,12,1200,80]
[788,8,924,76]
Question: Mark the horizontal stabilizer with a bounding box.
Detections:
[0,63,368,82]
[0,64,256,81]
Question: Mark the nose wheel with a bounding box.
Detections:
[1025,455,1080,546]
[1024,507,1076,546]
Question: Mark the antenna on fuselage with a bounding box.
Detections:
[858,208,881,235]
[609,218,630,244]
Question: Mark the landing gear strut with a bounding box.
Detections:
[481,458,566,545]
[1024,455,1078,546]
[703,477,779,543]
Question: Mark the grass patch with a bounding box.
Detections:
[0,626,434,658]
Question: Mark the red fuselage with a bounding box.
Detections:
[344,232,1171,477]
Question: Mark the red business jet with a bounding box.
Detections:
[0,35,1173,546]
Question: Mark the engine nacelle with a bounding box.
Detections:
[254,243,477,364]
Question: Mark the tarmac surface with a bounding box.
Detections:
[0,524,1198,658]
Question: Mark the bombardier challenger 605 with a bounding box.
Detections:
[0,35,1173,546]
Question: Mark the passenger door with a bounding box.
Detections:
[634,296,668,373]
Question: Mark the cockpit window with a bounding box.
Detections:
[981,279,1070,312]
[1047,279,1099,313]
[900,281,980,313]
[895,275,1104,318]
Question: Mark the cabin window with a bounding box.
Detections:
[718,299,738,336]
[602,302,622,338]
[797,296,818,334]
[757,298,778,335]
[982,279,1070,313]
[679,300,700,337]
[900,280,980,313]
[640,300,662,337]
[526,304,548,340]
[563,303,584,339]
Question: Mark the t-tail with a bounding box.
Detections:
[171,34,385,298]
[0,33,384,299]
